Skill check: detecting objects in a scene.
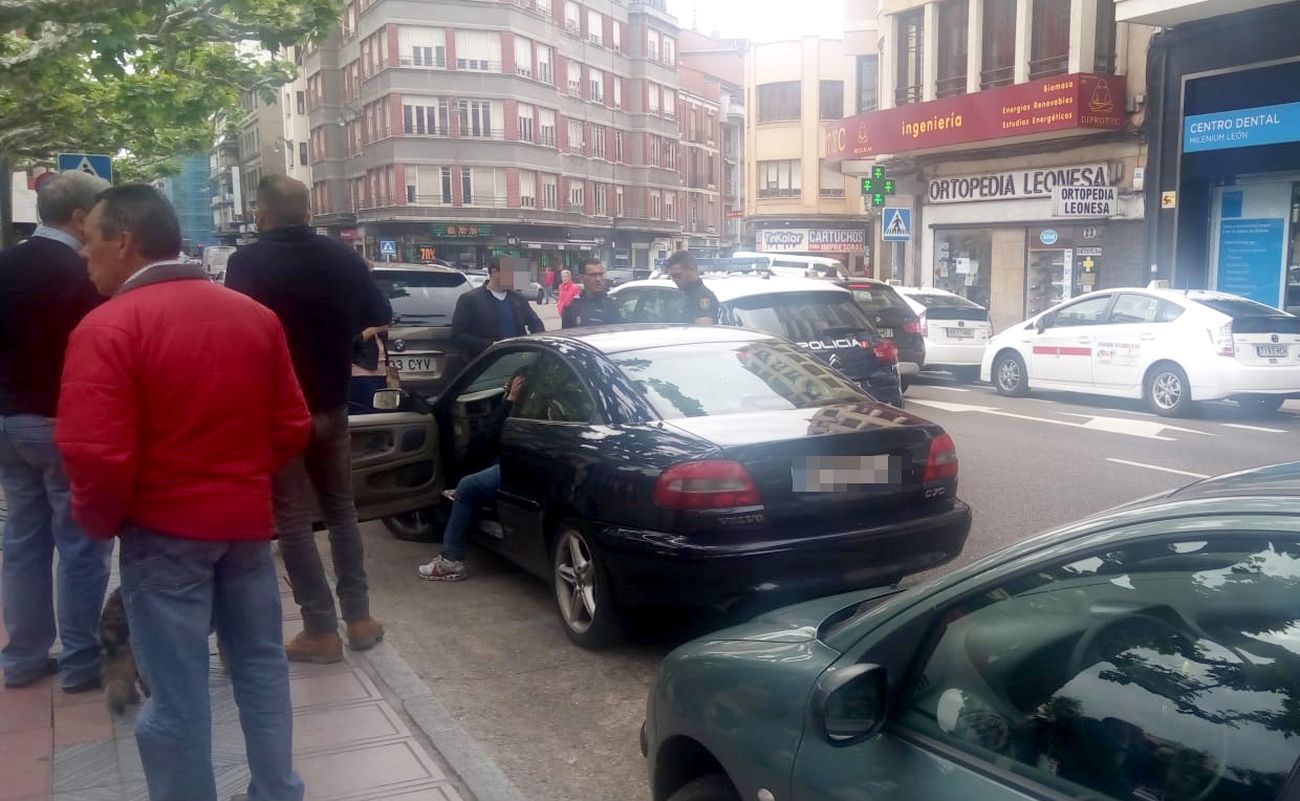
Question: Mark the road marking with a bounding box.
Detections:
[1222,422,1289,433]
[908,398,1214,441]
[1105,458,1208,479]
[917,385,972,393]
[1058,412,1212,438]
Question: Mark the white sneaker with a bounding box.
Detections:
[418,556,466,582]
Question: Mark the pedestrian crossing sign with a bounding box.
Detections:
[882,207,911,242]
[57,153,113,182]
[379,240,397,257]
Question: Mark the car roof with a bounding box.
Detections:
[373,262,463,275]
[615,276,850,303]
[1062,287,1256,305]
[1166,461,1300,500]
[533,324,779,355]
[895,286,958,297]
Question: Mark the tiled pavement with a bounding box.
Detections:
[0,553,467,801]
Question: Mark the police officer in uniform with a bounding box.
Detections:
[562,255,625,328]
[666,250,719,325]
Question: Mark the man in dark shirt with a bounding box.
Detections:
[666,250,720,325]
[561,256,624,328]
[0,172,114,691]
[226,176,390,664]
[451,257,544,356]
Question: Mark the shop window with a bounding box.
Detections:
[818,80,844,120]
[934,229,991,309]
[1094,0,1117,74]
[757,82,800,122]
[1030,0,1071,79]
[981,0,1016,88]
[936,0,969,98]
[855,55,878,113]
[895,9,924,106]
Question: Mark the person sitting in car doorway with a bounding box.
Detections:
[450,256,544,358]
[666,250,719,325]
[417,368,529,582]
[349,259,396,415]
[561,256,624,329]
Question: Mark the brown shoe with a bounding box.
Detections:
[284,630,343,664]
[346,617,385,651]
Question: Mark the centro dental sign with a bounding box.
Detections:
[1183,101,1300,153]
[758,228,866,253]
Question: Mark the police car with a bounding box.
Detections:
[610,273,904,406]
[895,286,992,383]
[981,285,1300,416]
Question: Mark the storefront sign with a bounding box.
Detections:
[928,164,1110,204]
[825,73,1126,163]
[757,228,867,253]
[433,224,493,238]
[414,243,439,262]
[1216,218,1285,307]
[1052,185,1118,217]
[1184,101,1300,153]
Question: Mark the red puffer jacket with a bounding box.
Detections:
[56,266,311,541]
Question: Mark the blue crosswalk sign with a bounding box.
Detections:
[882,207,911,242]
[57,153,113,182]
[379,240,397,257]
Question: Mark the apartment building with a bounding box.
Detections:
[301,0,688,272]
[745,37,872,274]
[830,0,1154,330]
[679,30,747,250]
[280,46,315,188]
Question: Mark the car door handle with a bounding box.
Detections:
[1140,335,1157,342]
[1076,337,1092,344]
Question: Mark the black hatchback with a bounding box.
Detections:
[846,279,926,389]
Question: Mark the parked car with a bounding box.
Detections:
[356,326,971,648]
[982,286,1300,416]
[731,251,849,281]
[895,287,992,383]
[844,279,926,389]
[642,460,1300,801]
[610,275,904,406]
[371,263,473,399]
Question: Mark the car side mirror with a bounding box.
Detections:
[1035,316,1050,334]
[372,389,404,411]
[813,663,888,746]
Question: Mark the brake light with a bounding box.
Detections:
[918,313,928,337]
[923,433,958,482]
[653,460,761,509]
[903,318,923,335]
[1210,322,1235,357]
[872,339,899,364]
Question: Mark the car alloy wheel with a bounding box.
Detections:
[994,352,1028,396]
[551,522,623,649]
[1145,363,1192,417]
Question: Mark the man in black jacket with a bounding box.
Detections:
[451,257,544,356]
[561,255,624,328]
[226,176,390,664]
[0,171,114,691]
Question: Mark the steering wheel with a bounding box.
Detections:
[545,399,570,422]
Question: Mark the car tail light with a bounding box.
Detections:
[903,318,923,335]
[653,460,761,509]
[1210,322,1235,357]
[923,433,958,482]
[872,340,898,364]
[918,313,928,337]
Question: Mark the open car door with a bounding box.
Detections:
[347,409,441,522]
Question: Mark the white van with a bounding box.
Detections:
[730,251,848,281]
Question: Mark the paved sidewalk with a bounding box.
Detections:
[0,551,465,801]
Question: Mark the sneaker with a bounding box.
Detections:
[284,630,344,664]
[418,556,466,582]
[346,617,385,651]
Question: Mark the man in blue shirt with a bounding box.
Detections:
[451,257,544,356]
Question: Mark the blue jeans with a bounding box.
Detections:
[119,525,303,801]
[443,463,501,562]
[0,414,112,687]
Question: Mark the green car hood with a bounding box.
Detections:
[707,586,904,646]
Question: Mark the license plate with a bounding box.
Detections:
[1256,345,1289,358]
[947,328,975,339]
[877,328,894,338]
[390,355,436,373]
[792,455,901,493]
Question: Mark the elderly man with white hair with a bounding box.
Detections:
[0,170,114,691]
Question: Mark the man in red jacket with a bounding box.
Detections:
[56,185,311,801]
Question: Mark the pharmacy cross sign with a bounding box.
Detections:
[859,165,895,208]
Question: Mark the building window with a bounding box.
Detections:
[1031,0,1071,78]
[819,161,845,197]
[455,30,500,71]
[758,159,800,198]
[589,67,605,102]
[895,9,924,105]
[537,45,554,84]
[662,35,675,64]
[663,88,677,118]
[569,180,585,211]
[855,55,878,113]
[612,21,622,51]
[404,165,453,205]
[648,83,661,114]
[567,61,582,95]
[937,0,969,97]
[664,192,675,221]
[615,185,624,216]
[402,98,450,135]
[296,91,306,115]
[1095,0,1117,73]
[587,9,603,45]
[520,171,537,208]
[591,125,606,158]
[613,78,623,109]
[650,190,661,219]
[647,29,660,61]
[564,1,580,32]
[757,81,800,122]
[818,80,844,120]
[594,183,607,215]
[400,27,446,68]
[541,174,559,209]
[650,136,661,166]
[568,119,584,153]
[614,130,624,162]
[539,108,557,146]
[981,0,1016,86]
[518,103,535,142]
[461,169,473,205]
[515,37,534,78]
[458,100,497,138]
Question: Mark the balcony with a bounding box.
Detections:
[721,95,745,122]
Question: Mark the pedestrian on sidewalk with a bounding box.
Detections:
[541,265,555,304]
[226,176,390,664]
[450,255,544,358]
[561,256,624,329]
[0,171,114,692]
[56,184,311,801]
[555,268,580,318]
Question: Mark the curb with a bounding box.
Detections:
[357,640,532,801]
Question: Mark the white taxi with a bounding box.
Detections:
[896,287,992,382]
[980,286,1300,416]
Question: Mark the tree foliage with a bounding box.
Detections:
[0,0,342,179]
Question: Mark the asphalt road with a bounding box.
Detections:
[362,307,1300,801]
